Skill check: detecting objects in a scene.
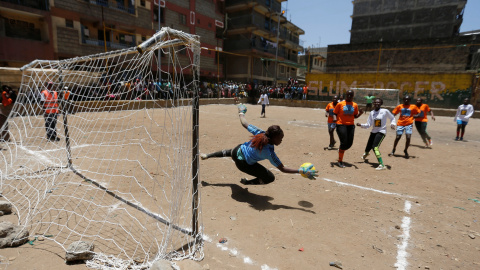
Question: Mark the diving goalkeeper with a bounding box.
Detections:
[200,105,318,184]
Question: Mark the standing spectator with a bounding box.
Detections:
[357,98,396,170]
[41,82,60,141]
[333,90,363,168]
[0,85,17,142]
[414,98,435,147]
[454,97,474,141]
[325,95,339,150]
[364,93,376,112]
[258,90,269,118]
[389,95,420,158]
[302,84,308,100]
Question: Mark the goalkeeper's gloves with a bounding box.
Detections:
[299,164,318,180]
[238,106,247,115]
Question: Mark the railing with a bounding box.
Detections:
[83,38,135,49]
[4,21,42,41]
[1,0,49,10]
[85,0,135,14]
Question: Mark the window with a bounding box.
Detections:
[154,6,165,23]
[179,14,186,25]
[140,0,145,7]
[280,66,285,74]
[65,19,74,28]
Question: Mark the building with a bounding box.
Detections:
[350,0,466,44]
[0,0,224,81]
[326,0,478,73]
[223,0,304,85]
[297,47,327,81]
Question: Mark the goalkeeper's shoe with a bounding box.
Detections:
[375,164,386,171]
[200,154,208,160]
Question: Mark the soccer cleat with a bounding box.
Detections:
[375,164,386,171]
[460,137,463,141]
[361,153,369,160]
[404,150,409,158]
[337,161,346,168]
[455,137,459,141]
[240,178,250,185]
[428,139,432,146]
[388,151,395,157]
[200,154,208,160]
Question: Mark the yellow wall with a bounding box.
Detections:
[306,73,473,101]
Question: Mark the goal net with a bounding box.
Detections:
[352,88,400,107]
[0,27,202,269]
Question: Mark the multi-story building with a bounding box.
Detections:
[0,0,224,81]
[297,47,327,81]
[224,0,304,85]
[327,0,478,72]
[350,0,466,44]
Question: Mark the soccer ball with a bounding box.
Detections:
[300,162,316,178]
[238,103,247,114]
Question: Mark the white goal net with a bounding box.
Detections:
[352,88,400,107]
[0,27,202,269]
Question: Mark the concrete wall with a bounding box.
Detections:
[327,36,478,72]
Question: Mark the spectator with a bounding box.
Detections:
[0,85,17,142]
[41,82,61,141]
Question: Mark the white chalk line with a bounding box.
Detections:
[394,201,412,270]
[321,177,416,198]
[202,234,278,270]
[322,178,415,269]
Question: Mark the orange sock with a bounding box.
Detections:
[338,149,345,162]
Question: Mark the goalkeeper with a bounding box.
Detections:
[200,105,318,185]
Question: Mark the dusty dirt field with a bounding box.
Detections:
[1,103,480,270]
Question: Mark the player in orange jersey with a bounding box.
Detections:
[389,95,420,158]
[325,95,338,149]
[333,90,363,168]
[414,98,435,148]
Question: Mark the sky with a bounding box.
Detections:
[283,0,480,48]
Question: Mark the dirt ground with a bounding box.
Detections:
[1,103,479,270]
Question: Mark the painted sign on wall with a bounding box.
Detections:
[306,73,474,108]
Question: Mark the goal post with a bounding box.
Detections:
[1,27,203,268]
[352,88,400,107]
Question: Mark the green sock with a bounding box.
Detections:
[377,157,383,166]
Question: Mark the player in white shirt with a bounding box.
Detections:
[454,97,475,141]
[257,90,269,118]
[356,98,396,170]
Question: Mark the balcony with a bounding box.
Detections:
[1,0,49,11]
[4,19,42,41]
[83,38,135,49]
[84,0,135,14]
[226,0,281,14]
[224,37,286,59]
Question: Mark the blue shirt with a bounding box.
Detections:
[240,124,282,167]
